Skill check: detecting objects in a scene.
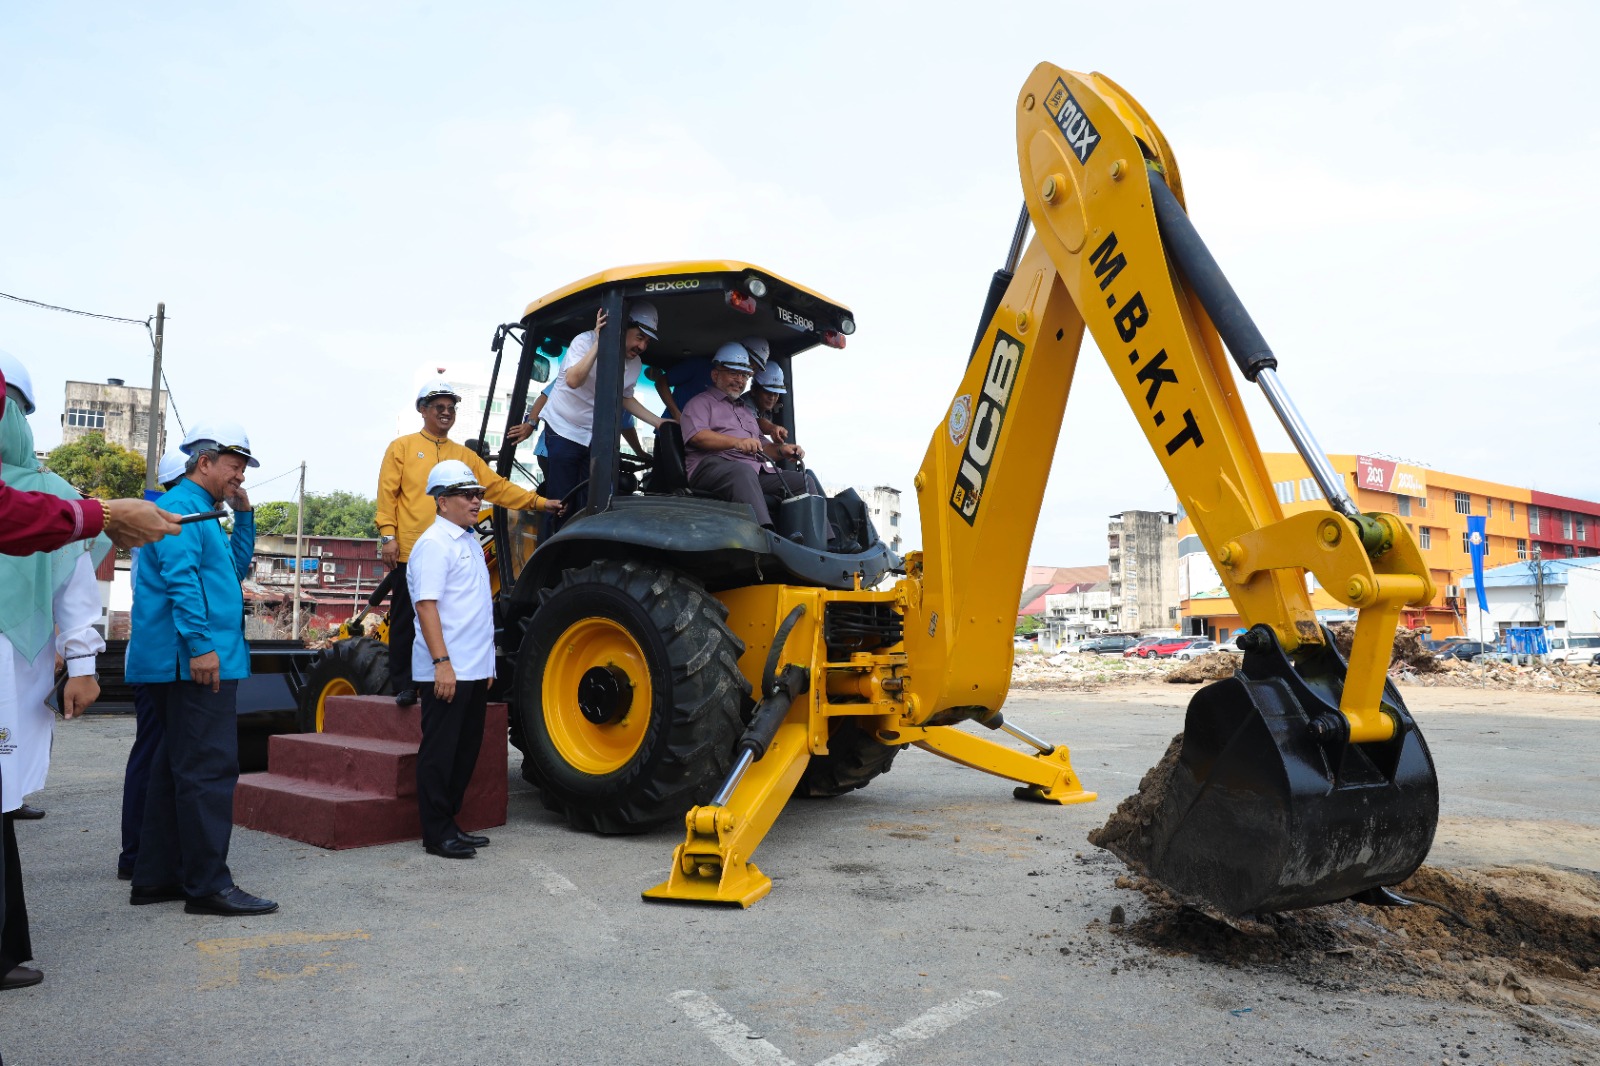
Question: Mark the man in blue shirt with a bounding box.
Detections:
[125,422,278,916]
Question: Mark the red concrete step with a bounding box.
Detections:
[234,775,420,850]
[265,732,419,797]
[322,695,421,742]
[233,697,510,850]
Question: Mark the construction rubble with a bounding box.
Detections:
[1012,630,1600,694]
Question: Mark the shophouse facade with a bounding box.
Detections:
[1174,453,1583,641]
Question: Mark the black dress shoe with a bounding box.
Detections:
[185,886,279,916]
[425,837,475,859]
[454,832,490,848]
[1,965,43,990]
[130,884,186,905]
[395,688,419,706]
[14,804,45,820]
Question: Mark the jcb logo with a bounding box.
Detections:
[949,331,1023,525]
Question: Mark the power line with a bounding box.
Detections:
[2,287,188,436]
[0,289,152,327]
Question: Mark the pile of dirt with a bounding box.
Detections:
[1084,734,1182,872]
[1107,863,1600,1034]
[1409,658,1600,693]
[1328,622,1446,673]
[1164,651,1242,684]
[1009,650,1174,691]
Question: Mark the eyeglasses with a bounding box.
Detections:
[445,489,484,501]
[427,403,457,414]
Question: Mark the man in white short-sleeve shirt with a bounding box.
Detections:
[537,302,667,531]
[407,460,496,859]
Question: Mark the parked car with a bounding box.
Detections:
[1591,651,1600,667]
[1437,641,1498,661]
[1173,639,1229,661]
[1123,637,1169,658]
[1078,634,1140,655]
[1149,636,1205,658]
[1548,634,1600,664]
[1215,639,1243,655]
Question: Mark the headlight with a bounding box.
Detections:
[746,276,768,298]
[838,316,856,336]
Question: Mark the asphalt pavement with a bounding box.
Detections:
[2,685,1595,1065]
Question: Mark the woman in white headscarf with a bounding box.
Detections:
[0,351,110,992]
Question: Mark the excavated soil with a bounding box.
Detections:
[1084,733,1182,871]
[1104,864,1600,1037]
[1164,651,1242,683]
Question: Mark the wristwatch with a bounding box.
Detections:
[381,535,396,544]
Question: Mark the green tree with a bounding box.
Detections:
[255,492,379,538]
[1015,614,1043,637]
[45,432,146,500]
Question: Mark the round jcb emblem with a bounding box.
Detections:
[948,394,972,447]
[1470,531,1483,546]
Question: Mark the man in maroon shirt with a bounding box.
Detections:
[1,364,179,555]
[679,343,807,528]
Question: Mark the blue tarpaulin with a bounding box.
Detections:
[1506,627,1549,656]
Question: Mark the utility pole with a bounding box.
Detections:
[143,302,165,491]
[291,462,306,639]
[1532,545,1546,629]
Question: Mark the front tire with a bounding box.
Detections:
[297,637,392,733]
[513,560,750,834]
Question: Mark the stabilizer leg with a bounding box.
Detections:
[894,724,1097,804]
[642,713,812,907]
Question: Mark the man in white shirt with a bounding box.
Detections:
[537,302,667,531]
[407,460,498,859]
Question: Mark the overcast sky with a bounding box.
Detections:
[4,1,1596,565]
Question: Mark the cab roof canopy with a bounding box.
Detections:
[519,260,855,369]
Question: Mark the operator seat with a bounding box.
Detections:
[641,419,690,494]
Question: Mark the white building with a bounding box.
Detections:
[1463,559,1600,637]
[858,485,902,553]
[1040,582,1113,650]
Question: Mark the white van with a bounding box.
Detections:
[1547,633,1600,664]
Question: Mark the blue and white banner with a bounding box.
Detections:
[1466,515,1489,615]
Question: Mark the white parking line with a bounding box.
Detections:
[524,861,620,943]
[816,991,1003,1066]
[672,988,1003,1066]
[672,990,799,1066]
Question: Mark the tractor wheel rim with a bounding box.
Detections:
[544,617,652,775]
[316,678,357,733]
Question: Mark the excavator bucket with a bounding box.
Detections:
[1095,627,1438,916]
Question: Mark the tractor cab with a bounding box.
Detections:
[488,262,897,611]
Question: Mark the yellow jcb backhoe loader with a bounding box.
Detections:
[406,61,1438,918]
[605,63,1440,914]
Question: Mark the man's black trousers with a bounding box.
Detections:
[416,678,489,847]
[388,560,414,691]
[132,680,240,899]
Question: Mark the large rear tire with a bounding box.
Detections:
[796,719,900,798]
[514,560,749,834]
[297,636,392,733]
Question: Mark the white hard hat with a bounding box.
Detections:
[0,349,36,414]
[156,447,189,486]
[712,342,753,372]
[626,301,659,341]
[739,337,770,371]
[754,361,786,394]
[181,419,260,467]
[426,459,485,497]
[416,378,462,408]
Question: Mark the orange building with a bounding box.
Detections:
[1176,454,1552,641]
